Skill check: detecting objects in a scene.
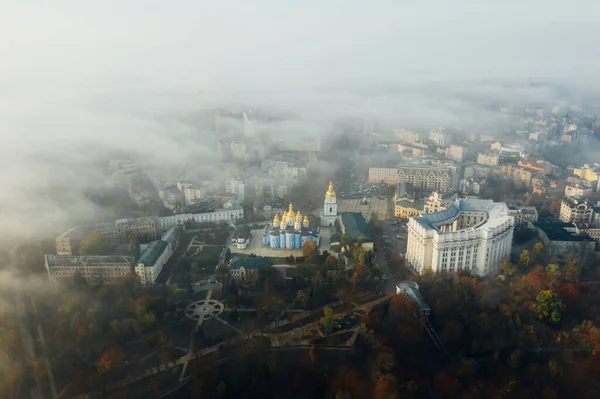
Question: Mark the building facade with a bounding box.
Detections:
[407,199,514,276]
[134,228,178,286]
[429,128,452,148]
[395,200,424,219]
[535,220,596,262]
[565,182,592,199]
[446,144,468,161]
[368,167,398,184]
[559,197,594,223]
[44,255,134,285]
[397,165,453,192]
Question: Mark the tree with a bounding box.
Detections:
[533,242,544,264]
[97,347,125,372]
[302,240,318,258]
[341,232,351,247]
[531,290,566,323]
[501,258,516,277]
[215,264,230,283]
[79,231,112,256]
[518,250,531,270]
[324,255,338,268]
[320,306,338,335]
[296,290,309,308]
[373,374,400,399]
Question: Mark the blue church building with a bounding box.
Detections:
[262,202,320,250]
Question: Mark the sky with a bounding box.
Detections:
[1,0,600,241]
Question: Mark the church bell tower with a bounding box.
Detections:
[321,181,338,226]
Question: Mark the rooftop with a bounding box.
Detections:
[45,255,134,267]
[414,199,511,231]
[137,240,168,266]
[396,281,430,312]
[340,212,373,242]
[229,256,273,270]
[535,220,596,242]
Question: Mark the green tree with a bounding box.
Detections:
[320,306,338,335]
[531,290,566,323]
[341,232,351,247]
[79,231,112,256]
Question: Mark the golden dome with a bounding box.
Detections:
[326,181,336,198]
[303,215,309,224]
[288,202,294,214]
[295,212,302,221]
[273,214,279,223]
[341,246,346,252]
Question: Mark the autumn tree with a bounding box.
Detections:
[97,347,125,372]
[302,240,318,258]
[533,242,544,264]
[341,232,351,247]
[531,290,566,323]
[296,290,309,308]
[320,306,338,335]
[501,257,516,277]
[518,250,531,270]
[373,374,400,399]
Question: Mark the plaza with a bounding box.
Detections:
[337,198,390,221]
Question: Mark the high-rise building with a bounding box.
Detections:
[406,199,514,276]
[429,128,452,148]
[446,144,468,161]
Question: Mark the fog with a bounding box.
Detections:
[2,1,600,243]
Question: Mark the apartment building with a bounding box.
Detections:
[565,182,593,199]
[397,165,453,192]
[559,197,594,224]
[477,150,500,166]
[429,128,452,148]
[44,255,134,285]
[368,167,399,184]
[225,177,245,199]
[446,144,468,161]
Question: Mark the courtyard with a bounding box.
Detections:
[337,198,390,220]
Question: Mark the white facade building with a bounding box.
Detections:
[321,182,338,226]
[44,255,134,285]
[159,208,244,231]
[429,128,452,148]
[565,182,593,199]
[407,199,514,276]
[559,197,594,224]
[225,177,245,199]
[397,165,453,192]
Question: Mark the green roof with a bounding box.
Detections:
[340,212,373,242]
[230,256,273,270]
[138,240,168,266]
